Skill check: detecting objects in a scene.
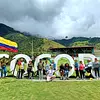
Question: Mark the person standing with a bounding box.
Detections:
[0,60,3,78]
[48,58,56,70]
[1,56,8,77]
[37,59,44,80]
[64,63,72,80]
[20,58,25,79]
[51,60,56,70]
[74,59,79,79]
[44,60,50,74]
[27,60,34,79]
[79,61,85,79]
[93,58,100,79]
[17,59,22,79]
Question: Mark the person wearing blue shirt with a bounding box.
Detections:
[74,59,79,79]
[48,58,56,70]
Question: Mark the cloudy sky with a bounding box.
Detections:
[0,0,100,39]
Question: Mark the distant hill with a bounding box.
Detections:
[54,37,100,47]
[0,23,21,36]
[0,23,65,56]
[1,23,100,56]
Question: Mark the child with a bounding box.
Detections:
[79,61,85,79]
[46,65,56,81]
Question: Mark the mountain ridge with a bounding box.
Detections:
[0,23,65,56]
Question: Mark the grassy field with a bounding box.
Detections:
[0,78,100,100]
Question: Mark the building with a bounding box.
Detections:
[50,46,94,57]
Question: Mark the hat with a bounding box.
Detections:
[88,58,91,61]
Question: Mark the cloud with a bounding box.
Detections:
[0,0,100,39]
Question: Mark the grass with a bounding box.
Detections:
[0,57,99,100]
[0,78,100,100]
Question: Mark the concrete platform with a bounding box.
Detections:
[32,78,100,82]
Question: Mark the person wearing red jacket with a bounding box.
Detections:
[79,61,85,79]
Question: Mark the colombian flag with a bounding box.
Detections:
[0,36,18,52]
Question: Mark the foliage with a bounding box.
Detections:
[72,41,89,46]
[96,43,100,50]
[0,23,65,56]
[2,33,65,56]
[54,37,100,47]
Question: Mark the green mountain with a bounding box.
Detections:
[0,23,20,36]
[0,23,65,56]
[54,37,100,48]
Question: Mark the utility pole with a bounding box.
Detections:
[32,37,33,58]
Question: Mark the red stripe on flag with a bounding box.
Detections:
[0,46,18,52]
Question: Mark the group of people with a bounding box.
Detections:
[16,58,34,79]
[16,57,100,81]
[74,58,100,80]
[0,56,100,81]
[37,57,100,81]
[16,58,57,81]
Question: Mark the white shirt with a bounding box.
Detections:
[47,69,55,77]
[88,62,93,67]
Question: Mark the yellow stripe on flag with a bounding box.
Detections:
[0,36,18,47]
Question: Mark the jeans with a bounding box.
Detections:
[21,69,25,79]
[17,69,21,79]
[80,70,85,79]
[64,70,69,79]
[75,69,79,78]
[0,68,3,77]
[38,70,43,80]
[94,67,99,78]
[17,69,25,79]
[1,66,7,77]
[27,69,34,78]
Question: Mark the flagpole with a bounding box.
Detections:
[32,37,33,58]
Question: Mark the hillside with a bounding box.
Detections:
[0,23,20,36]
[54,37,100,47]
[1,23,100,56]
[0,23,65,56]
[4,33,65,56]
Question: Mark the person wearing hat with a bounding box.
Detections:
[46,65,56,81]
